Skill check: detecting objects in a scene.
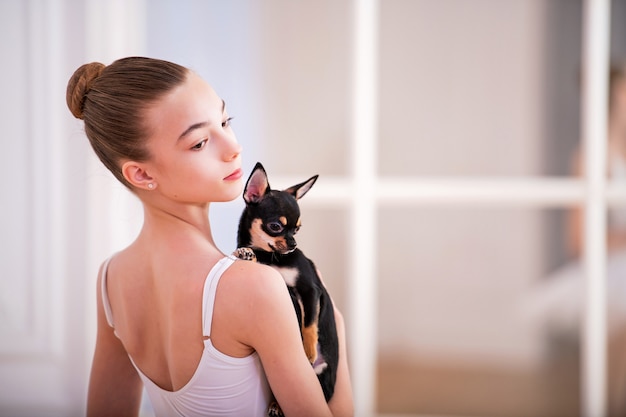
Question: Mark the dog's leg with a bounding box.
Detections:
[302,322,319,364]
[300,291,321,364]
[291,294,318,362]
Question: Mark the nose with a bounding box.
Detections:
[286,234,297,250]
[227,142,242,161]
[222,133,242,161]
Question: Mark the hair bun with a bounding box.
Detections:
[66,62,106,119]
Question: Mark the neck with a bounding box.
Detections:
[140,200,216,247]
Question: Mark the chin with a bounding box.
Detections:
[217,184,244,202]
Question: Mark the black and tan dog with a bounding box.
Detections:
[235,162,338,413]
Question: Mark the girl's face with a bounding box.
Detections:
[142,72,243,204]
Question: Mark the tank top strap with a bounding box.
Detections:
[202,255,237,338]
[100,256,116,329]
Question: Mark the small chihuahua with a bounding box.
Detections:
[235,162,338,413]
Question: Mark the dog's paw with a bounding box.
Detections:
[267,401,284,417]
[233,247,257,261]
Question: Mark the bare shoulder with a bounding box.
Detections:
[221,259,288,299]
[217,258,293,317]
[213,259,295,346]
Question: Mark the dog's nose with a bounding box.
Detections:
[286,236,297,250]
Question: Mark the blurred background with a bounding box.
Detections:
[1,1,626,416]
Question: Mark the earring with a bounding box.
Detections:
[148,183,154,190]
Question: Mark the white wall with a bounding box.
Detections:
[0,1,92,415]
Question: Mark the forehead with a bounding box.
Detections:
[144,72,222,140]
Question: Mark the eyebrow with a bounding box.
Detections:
[177,99,226,141]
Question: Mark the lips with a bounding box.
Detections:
[224,168,243,181]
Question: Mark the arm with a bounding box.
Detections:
[327,307,354,417]
[233,264,353,417]
[86,263,143,417]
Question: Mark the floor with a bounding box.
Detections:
[377,350,580,417]
[378,331,626,417]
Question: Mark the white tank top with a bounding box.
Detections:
[101,255,272,417]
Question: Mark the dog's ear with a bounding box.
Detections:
[243,162,270,204]
[284,174,318,200]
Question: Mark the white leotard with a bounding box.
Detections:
[101,255,272,417]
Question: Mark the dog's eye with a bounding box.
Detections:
[267,222,284,233]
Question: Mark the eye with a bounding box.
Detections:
[222,116,234,128]
[267,222,284,233]
[191,139,208,151]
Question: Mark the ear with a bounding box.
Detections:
[121,160,155,191]
[243,162,270,203]
[284,174,318,200]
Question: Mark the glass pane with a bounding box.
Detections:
[294,207,350,311]
[378,0,583,177]
[376,207,583,416]
[251,1,353,177]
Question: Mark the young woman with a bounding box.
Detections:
[67,57,353,417]
[527,64,626,416]
[568,65,626,257]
